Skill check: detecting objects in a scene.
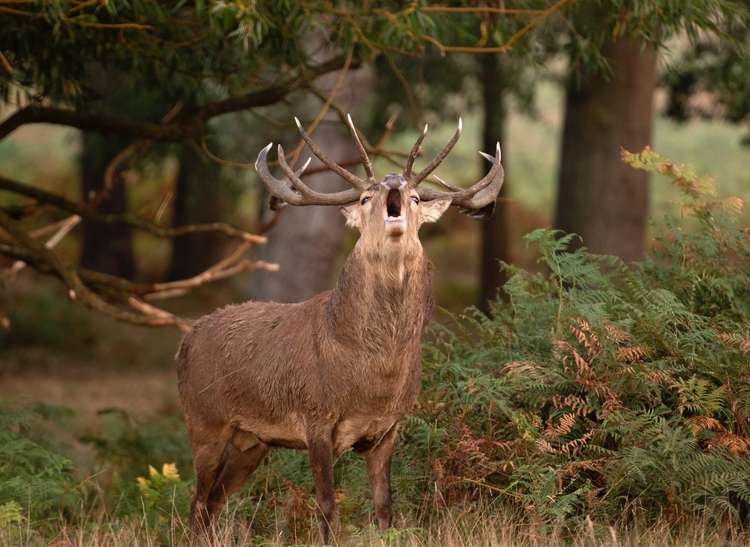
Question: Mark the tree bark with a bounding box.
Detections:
[79,133,135,278]
[167,147,226,280]
[554,38,656,260]
[478,54,511,314]
[248,66,373,303]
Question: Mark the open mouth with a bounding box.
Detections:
[384,188,406,237]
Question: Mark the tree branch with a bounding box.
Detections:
[0,174,265,243]
[0,208,188,329]
[0,55,353,142]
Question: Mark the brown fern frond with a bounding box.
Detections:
[544,413,577,439]
[558,459,605,478]
[645,370,670,385]
[604,322,630,343]
[535,438,557,454]
[559,430,594,455]
[687,415,726,434]
[714,432,750,455]
[569,318,600,359]
[572,348,592,378]
[617,345,649,363]
[501,360,538,375]
[718,332,750,354]
[552,394,589,416]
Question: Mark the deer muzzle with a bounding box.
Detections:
[384,188,405,237]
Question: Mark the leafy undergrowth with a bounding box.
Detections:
[1,148,750,544]
[398,147,750,530]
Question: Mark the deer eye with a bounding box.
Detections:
[360,196,371,205]
[410,196,420,205]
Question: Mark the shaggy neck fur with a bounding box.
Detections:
[326,233,431,350]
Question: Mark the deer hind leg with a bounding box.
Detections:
[205,433,269,517]
[362,424,398,530]
[189,440,227,534]
[307,428,338,545]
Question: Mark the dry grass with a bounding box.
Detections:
[0,496,750,547]
[2,505,749,547]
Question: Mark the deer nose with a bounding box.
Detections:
[382,173,406,190]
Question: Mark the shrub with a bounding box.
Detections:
[0,405,83,524]
[403,147,750,528]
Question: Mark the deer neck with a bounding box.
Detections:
[326,237,431,347]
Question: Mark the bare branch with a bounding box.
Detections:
[9,214,80,274]
[0,174,265,243]
[0,207,185,328]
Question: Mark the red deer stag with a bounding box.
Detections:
[176,116,503,542]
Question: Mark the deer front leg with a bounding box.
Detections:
[307,428,338,544]
[363,424,397,530]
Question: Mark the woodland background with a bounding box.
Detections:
[1,1,750,545]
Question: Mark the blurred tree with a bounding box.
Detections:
[478,53,510,312]
[555,38,656,261]
[167,146,226,280]
[79,132,135,278]
[662,4,750,142]
[554,1,748,259]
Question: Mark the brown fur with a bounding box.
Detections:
[177,182,448,542]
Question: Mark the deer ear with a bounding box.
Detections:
[419,197,452,224]
[340,204,361,230]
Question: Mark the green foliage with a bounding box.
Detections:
[398,148,750,529]
[80,408,191,485]
[0,1,443,106]
[661,0,750,142]
[0,285,91,349]
[132,463,190,528]
[0,405,82,524]
[0,501,23,529]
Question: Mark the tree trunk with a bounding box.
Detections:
[554,38,656,260]
[248,67,373,303]
[478,54,511,314]
[79,133,135,278]
[167,147,225,280]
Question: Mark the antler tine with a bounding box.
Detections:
[277,145,361,205]
[404,122,429,180]
[255,143,360,206]
[345,113,376,185]
[255,143,304,206]
[410,118,462,187]
[417,142,504,210]
[294,117,369,190]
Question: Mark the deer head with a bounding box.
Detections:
[255,116,504,249]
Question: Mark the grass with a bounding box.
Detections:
[3,504,749,546]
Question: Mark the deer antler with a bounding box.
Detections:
[406,118,463,187]
[294,117,370,190]
[416,142,503,204]
[403,120,503,217]
[255,143,361,206]
[345,114,376,186]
